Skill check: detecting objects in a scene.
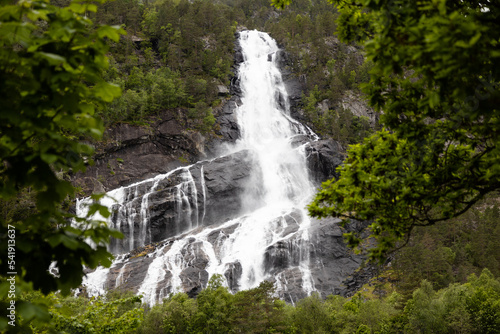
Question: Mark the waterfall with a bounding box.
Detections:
[236,31,315,208]
[82,30,329,304]
[212,30,318,291]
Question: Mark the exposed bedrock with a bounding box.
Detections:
[103,149,263,254]
[72,110,207,195]
[305,139,345,184]
[275,49,306,122]
[80,31,373,305]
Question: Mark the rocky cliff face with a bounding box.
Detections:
[79,31,365,304]
[72,110,207,195]
[81,134,356,302]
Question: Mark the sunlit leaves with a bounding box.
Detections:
[270,0,292,10]
[93,82,122,103]
[96,25,124,42]
[33,292,144,333]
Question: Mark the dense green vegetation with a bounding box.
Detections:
[0,0,123,329]
[0,0,372,329]
[18,268,499,333]
[86,0,374,141]
[392,197,500,296]
[90,0,245,131]
[7,201,499,332]
[246,0,376,144]
[0,0,372,330]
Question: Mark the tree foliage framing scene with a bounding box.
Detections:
[0,0,124,329]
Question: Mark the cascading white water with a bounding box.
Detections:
[235,31,314,208]
[76,166,203,254]
[83,30,321,303]
[210,30,317,290]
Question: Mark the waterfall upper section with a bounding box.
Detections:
[235,30,318,210]
[81,30,362,304]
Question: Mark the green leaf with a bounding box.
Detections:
[0,0,126,326]
[469,32,481,46]
[68,2,96,14]
[37,52,66,66]
[41,153,58,164]
[429,92,440,108]
[79,103,95,115]
[17,301,50,323]
[96,25,123,42]
[98,206,111,219]
[454,40,469,48]
[93,82,122,102]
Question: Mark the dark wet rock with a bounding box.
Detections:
[107,149,262,254]
[289,134,310,148]
[181,267,209,298]
[233,32,244,65]
[305,139,345,184]
[265,241,292,272]
[205,36,244,156]
[309,217,363,298]
[213,97,241,146]
[97,213,370,303]
[179,241,210,297]
[336,262,385,298]
[80,32,376,304]
[198,150,263,224]
[275,49,306,121]
[309,217,348,259]
[224,262,242,292]
[206,223,240,256]
[271,267,309,303]
[282,213,301,237]
[106,255,155,294]
[72,110,203,194]
[181,240,210,269]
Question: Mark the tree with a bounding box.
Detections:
[0,0,124,328]
[32,292,143,333]
[275,0,500,261]
[161,293,197,334]
[231,280,289,333]
[192,275,234,333]
[292,293,333,333]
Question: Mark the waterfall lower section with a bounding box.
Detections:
[80,30,363,304]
